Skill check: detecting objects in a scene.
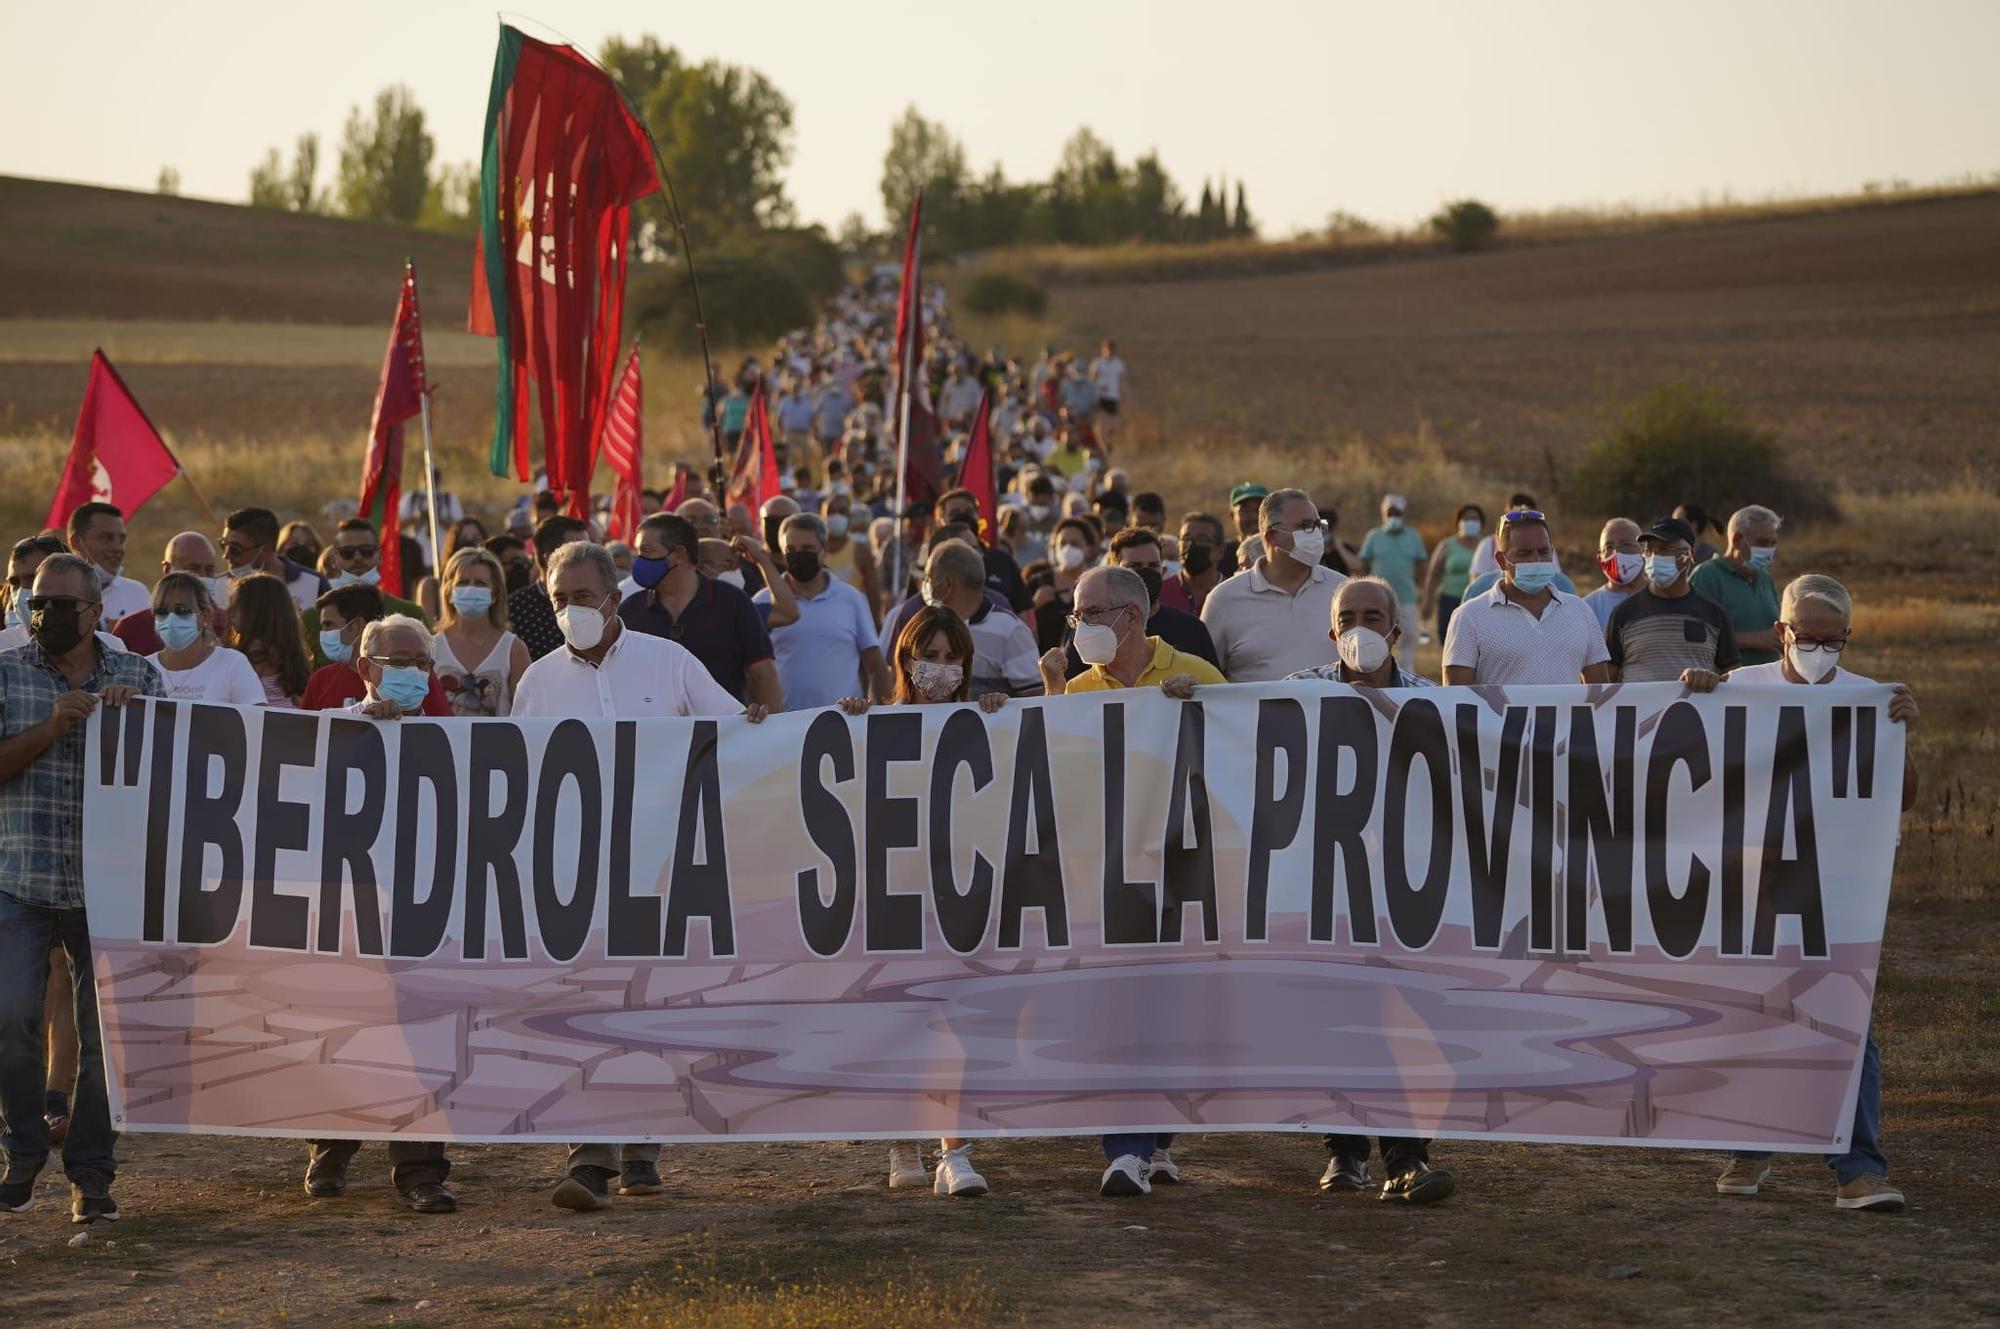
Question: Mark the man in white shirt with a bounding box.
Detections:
[1584,517,1645,631]
[1199,488,1346,682]
[512,541,763,1212]
[937,362,984,430]
[1089,339,1127,418]
[1443,510,1611,686]
[64,502,150,624]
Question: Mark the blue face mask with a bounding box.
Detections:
[4,595,25,630]
[1509,559,1558,593]
[376,664,430,712]
[630,554,672,590]
[320,629,354,664]
[159,611,203,650]
[450,585,495,618]
[1747,545,1776,571]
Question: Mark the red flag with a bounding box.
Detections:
[600,341,643,542]
[45,350,182,529]
[890,191,946,508]
[470,27,658,518]
[359,263,427,598]
[729,389,784,515]
[953,387,997,540]
[662,463,691,512]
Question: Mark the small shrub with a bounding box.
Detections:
[961,270,1048,317]
[630,256,811,351]
[1564,382,1836,525]
[1429,199,1500,253]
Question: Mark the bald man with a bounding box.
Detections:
[113,532,224,655]
[1583,518,1645,632]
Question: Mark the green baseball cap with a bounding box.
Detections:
[1228,482,1269,507]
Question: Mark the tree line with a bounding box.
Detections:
[243,35,1256,254]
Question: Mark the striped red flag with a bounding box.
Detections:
[600,341,643,541]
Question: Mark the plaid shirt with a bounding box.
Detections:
[0,641,162,909]
[1286,662,1437,688]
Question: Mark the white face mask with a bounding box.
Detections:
[1787,638,1840,683]
[557,603,608,652]
[907,659,963,701]
[1057,543,1087,571]
[1028,504,1051,522]
[1337,625,1392,675]
[1384,515,1405,531]
[717,568,746,590]
[1643,552,1682,587]
[1072,619,1122,665]
[1285,528,1325,567]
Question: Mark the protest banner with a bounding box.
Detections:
[82,682,1902,1150]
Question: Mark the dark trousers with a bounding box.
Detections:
[1323,1134,1430,1174]
[0,892,114,1184]
[1731,1034,1887,1184]
[1437,594,1462,642]
[306,1139,450,1192]
[1101,1132,1176,1163]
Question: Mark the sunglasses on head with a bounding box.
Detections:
[1501,510,1546,523]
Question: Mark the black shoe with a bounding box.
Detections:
[398,1181,458,1214]
[617,1160,664,1196]
[70,1175,119,1224]
[1,1159,45,1213]
[304,1160,349,1199]
[1381,1162,1456,1205]
[552,1166,614,1212]
[1319,1155,1370,1192]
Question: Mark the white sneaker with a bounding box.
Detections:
[1100,1154,1152,1197]
[933,1147,988,1198]
[888,1143,928,1189]
[1146,1148,1181,1184]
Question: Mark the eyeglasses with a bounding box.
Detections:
[221,539,260,559]
[1065,605,1127,629]
[1501,510,1546,523]
[364,655,431,670]
[26,595,97,611]
[1782,627,1849,651]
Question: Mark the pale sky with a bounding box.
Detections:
[4,0,1995,238]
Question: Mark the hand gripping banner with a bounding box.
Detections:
[82,682,1903,1149]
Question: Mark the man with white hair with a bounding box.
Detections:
[1689,504,1782,666]
[1706,573,1917,1212]
[510,540,765,1211]
[301,610,457,1211]
[1200,488,1346,682]
[1584,518,1646,632]
[1358,494,1428,669]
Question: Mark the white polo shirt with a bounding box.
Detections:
[98,573,152,625]
[1199,559,1346,683]
[510,625,744,719]
[1442,582,1610,684]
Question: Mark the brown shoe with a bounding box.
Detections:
[1715,1158,1771,1195]
[1834,1174,1905,1212]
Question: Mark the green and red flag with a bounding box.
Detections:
[359,262,426,597]
[469,25,658,517]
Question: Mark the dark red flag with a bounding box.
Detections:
[359,263,426,597]
[662,463,691,512]
[729,388,783,515]
[600,341,643,542]
[470,26,659,518]
[953,387,997,540]
[890,191,945,508]
[45,350,181,530]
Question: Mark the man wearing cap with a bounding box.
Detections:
[1358,494,1429,670]
[1605,518,1740,684]
[1584,518,1646,632]
[1228,483,1268,569]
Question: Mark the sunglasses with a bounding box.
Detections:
[335,544,380,560]
[27,595,97,611]
[1501,510,1546,523]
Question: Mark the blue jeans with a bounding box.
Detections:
[1101,1132,1175,1163]
[0,891,115,1184]
[1732,1035,1886,1184]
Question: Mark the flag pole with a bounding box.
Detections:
[176,468,221,526]
[891,370,912,597]
[410,259,441,573]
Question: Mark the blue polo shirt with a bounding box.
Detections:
[754,575,878,712]
[618,575,773,701]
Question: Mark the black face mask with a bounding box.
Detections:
[31,602,88,657]
[504,563,531,593]
[785,550,822,582]
[944,508,977,529]
[282,545,316,567]
[1134,566,1163,611]
[1182,544,1213,576]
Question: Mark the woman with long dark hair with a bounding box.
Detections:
[227,573,313,707]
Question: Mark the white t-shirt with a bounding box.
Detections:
[146,646,267,705]
[511,626,744,719]
[1090,355,1126,400]
[99,573,152,625]
[1725,660,1872,686]
[0,626,125,653]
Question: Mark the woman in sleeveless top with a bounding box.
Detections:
[1421,502,1485,644]
[431,546,528,717]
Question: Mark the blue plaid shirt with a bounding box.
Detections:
[0,641,162,909]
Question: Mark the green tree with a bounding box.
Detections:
[418,162,480,235]
[156,165,180,196]
[646,59,794,246]
[247,133,323,212]
[1232,181,1254,238]
[880,106,967,231]
[1429,199,1500,253]
[336,85,434,224]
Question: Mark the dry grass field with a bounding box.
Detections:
[0,176,1996,1328]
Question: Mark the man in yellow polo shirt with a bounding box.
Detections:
[1032,562,1224,1198]
[1038,566,1225,701]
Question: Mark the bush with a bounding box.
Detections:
[1564,382,1836,525]
[629,255,811,352]
[961,270,1048,317]
[715,227,846,306]
[1429,199,1500,253]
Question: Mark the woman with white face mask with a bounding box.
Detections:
[144,572,267,705]
[836,605,1006,1200]
[1023,517,1100,652]
[430,548,528,717]
[1706,572,1916,1215]
[815,494,882,620]
[1421,503,1486,644]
